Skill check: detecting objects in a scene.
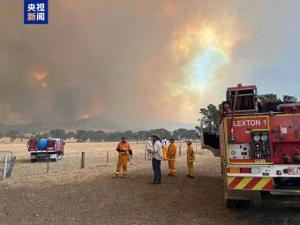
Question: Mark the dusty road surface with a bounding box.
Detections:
[1,142,300,225]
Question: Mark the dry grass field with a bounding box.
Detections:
[0,141,209,186]
[0,142,300,225]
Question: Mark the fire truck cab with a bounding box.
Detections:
[202,84,300,208]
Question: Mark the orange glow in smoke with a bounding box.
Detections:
[33,70,48,90]
[79,113,90,120]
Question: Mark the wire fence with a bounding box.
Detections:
[3,142,207,180]
[12,151,112,178]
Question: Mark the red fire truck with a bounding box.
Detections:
[202,84,300,208]
[27,138,65,162]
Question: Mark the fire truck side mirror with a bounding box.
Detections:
[199,127,220,157]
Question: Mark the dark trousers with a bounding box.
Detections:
[152,158,161,183]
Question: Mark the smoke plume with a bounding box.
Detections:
[0,0,299,130]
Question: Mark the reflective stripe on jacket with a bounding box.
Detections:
[116,142,132,155]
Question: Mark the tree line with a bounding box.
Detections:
[0,128,198,142]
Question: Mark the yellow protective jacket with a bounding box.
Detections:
[116,142,132,155]
[167,143,177,160]
[187,146,195,162]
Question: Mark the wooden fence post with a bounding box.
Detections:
[81,152,85,169]
[106,151,109,165]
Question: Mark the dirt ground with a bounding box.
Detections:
[1,142,300,225]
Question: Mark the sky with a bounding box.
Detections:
[0,0,300,131]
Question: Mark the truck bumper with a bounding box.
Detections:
[30,152,58,160]
[227,176,273,191]
[225,176,300,202]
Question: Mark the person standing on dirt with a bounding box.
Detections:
[167,138,177,177]
[150,135,163,184]
[186,140,195,179]
[115,137,132,178]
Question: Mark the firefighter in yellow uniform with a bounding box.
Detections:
[162,144,167,160]
[115,137,132,177]
[167,138,177,176]
[186,140,195,179]
[161,137,168,160]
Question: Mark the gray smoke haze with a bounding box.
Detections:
[1,0,300,131]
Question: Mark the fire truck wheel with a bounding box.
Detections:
[226,199,239,208]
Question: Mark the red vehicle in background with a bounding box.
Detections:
[202,84,300,208]
[27,138,65,162]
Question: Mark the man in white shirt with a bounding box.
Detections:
[150,135,163,184]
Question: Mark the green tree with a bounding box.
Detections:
[86,130,106,142]
[198,104,220,134]
[258,93,297,103]
[182,129,198,140]
[149,129,171,139]
[66,131,76,139]
[134,130,152,141]
[94,130,106,141]
[75,130,89,142]
[283,95,297,103]
[258,94,278,102]
[172,129,197,140]
[172,128,187,140]
[49,129,66,140]
[5,130,19,142]
[123,130,138,140]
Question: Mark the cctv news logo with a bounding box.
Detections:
[24,0,48,24]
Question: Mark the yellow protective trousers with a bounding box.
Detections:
[187,161,194,177]
[168,159,176,175]
[162,145,167,160]
[115,154,129,175]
